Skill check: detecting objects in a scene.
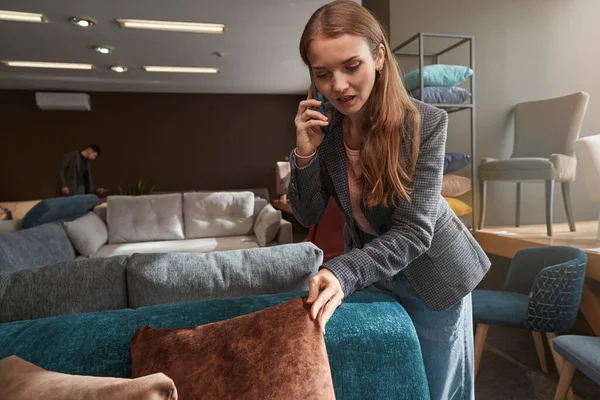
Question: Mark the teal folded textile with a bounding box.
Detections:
[403,64,473,91]
[0,291,429,400]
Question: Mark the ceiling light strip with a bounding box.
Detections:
[143,66,219,74]
[116,19,224,33]
[1,61,94,70]
[0,10,46,23]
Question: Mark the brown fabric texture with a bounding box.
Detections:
[0,355,177,400]
[130,297,336,399]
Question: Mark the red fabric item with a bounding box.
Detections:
[303,197,345,261]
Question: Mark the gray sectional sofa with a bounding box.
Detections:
[0,221,322,323]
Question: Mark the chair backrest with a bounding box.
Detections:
[506,246,587,333]
[575,135,600,201]
[512,92,590,158]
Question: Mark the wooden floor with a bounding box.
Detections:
[476,220,600,336]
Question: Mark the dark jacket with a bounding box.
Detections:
[57,151,95,196]
[288,100,490,311]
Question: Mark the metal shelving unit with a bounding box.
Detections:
[392,32,477,230]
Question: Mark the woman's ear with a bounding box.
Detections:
[376,43,385,68]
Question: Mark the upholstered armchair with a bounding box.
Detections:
[574,135,600,240]
[478,92,590,236]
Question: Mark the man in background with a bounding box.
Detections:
[57,144,106,197]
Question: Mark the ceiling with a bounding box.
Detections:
[0,0,343,94]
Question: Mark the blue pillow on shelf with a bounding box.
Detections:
[444,152,471,174]
[403,64,473,91]
[409,86,471,104]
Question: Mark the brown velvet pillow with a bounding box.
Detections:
[130,297,335,399]
[0,355,177,400]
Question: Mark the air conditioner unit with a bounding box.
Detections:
[35,92,91,111]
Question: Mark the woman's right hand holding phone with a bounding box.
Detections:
[294,86,330,165]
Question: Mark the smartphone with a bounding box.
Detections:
[309,72,328,117]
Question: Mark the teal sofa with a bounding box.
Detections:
[0,290,429,399]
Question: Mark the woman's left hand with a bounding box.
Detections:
[306,268,344,334]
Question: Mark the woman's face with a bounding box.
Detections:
[307,34,383,118]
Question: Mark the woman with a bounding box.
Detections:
[289,1,490,398]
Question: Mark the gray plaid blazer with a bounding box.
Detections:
[288,100,490,311]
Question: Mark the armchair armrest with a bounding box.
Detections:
[276,219,293,245]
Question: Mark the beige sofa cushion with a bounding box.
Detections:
[107,194,184,244]
[253,204,282,246]
[63,212,108,256]
[91,235,267,258]
[183,191,256,239]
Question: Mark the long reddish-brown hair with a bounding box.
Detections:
[299,0,421,208]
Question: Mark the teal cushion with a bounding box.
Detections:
[0,291,429,400]
[22,195,99,229]
[472,290,529,328]
[403,64,473,91]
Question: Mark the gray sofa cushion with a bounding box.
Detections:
[127,242,323,308]
[0,256,128,323]
[0,223,74,273]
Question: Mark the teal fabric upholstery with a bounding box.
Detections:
[0,291,429,400]
[403,64,473,91]
[0,223,74,273]
[553,335,600,384]
[472,290,528,327]
[22,195,99,229]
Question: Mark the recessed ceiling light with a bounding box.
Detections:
[0,10,47,23]
[94,46,115,54]
[111,65,127,73]
[116,18,225,34]
[1,61,94,70]
[70,17,95,28]
[143,66,219,74]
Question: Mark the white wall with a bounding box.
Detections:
[389,0,600,227]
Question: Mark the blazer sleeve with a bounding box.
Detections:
[287,148,331,227]
[324,109,449,298]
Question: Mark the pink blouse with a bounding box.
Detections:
[344,141,377,236]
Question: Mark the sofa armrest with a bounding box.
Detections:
[276,219,293,244]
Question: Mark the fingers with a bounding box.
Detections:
[302,108,329,123]
[298,99,325,116]
[318,293,342,334]
[310,286,337,320]
[307,275,320,304]
[307,84,313,100]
